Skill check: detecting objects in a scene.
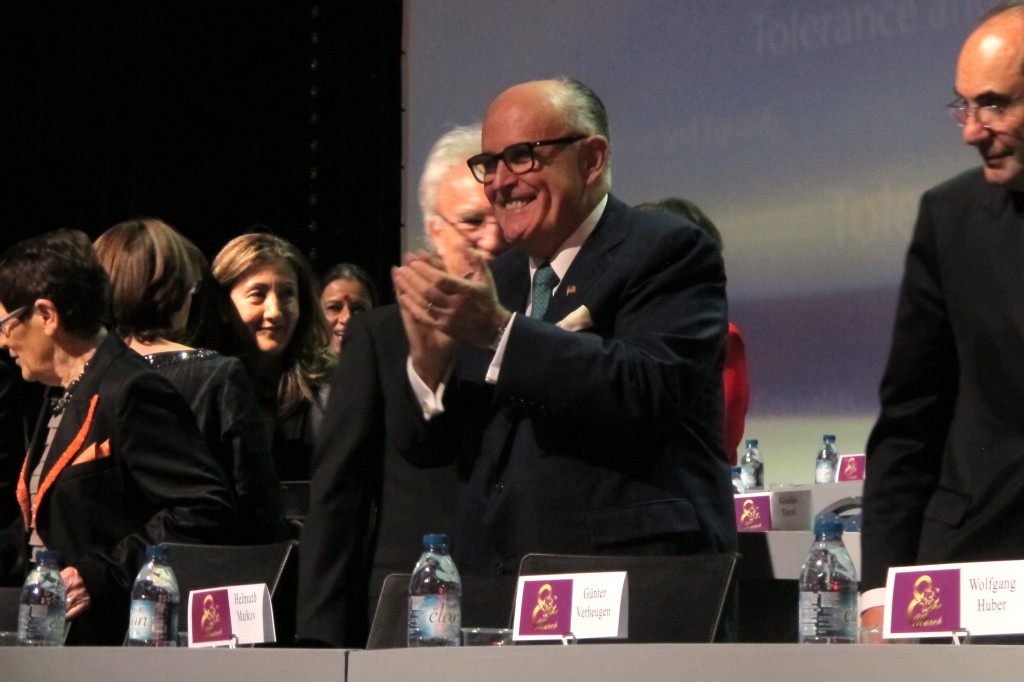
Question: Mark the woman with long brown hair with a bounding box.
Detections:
[211,233,334,481]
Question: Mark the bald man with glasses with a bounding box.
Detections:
[861,3,1024,636]
[391,78,736,638]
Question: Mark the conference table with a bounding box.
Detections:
[3,480,893,676]
[5,642,1024,681]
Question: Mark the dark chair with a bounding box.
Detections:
[0,586,20,632]
[517,552,740,643]
[280,481,310,529]
[365,573,409,650]
[159,540,298,646]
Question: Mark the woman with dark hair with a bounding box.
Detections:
[95,218,285,543]
[211,233,335,481]
[0,229,234,645]
[319,262,378,354]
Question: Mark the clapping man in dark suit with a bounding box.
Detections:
[392,78,735,617]
[297,124,508,648]
[862,3,1024,634]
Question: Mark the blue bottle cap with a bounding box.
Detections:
[823,434,836,442]
[746,439,758,447]
[146,545,169,560]
[422,533,450,549]
[813,514,844,534]
[35,550,61,565]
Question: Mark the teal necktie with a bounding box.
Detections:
[530,263,559,319]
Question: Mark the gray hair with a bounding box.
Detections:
[418,123,482,228]
[553,77,612,185]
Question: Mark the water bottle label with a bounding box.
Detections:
[409,593,461,642]
[740,465,757,489]
[128,600,156,641]
[815,460,835,484]
[799,590,857,641]
[18,602,65,645]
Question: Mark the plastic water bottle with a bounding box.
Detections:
[740,439,764,490]
[17,550,67,646]
[408,533,461,647]
[730,466,746,495]
[814,434,839,484]
[127,545,180,646]
[798,515,858,643]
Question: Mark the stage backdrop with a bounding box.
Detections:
[404,0,986,483]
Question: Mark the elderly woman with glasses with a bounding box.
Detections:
[95,218,286,543]
[0,229,234,645]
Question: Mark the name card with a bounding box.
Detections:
[187,583,275,647]
[837,454,866,481]
[512,572,627,641]
[884,560,1024,639]
[735,488,810,531]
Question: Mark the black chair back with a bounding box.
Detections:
[0,586,20,632]
[280,481,310,527]
[365,573,410,650]
[159,540,298,646]
[517,552,740,643]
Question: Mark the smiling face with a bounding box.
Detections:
[956,12,1024,190]
[480,81,608,260]
[228,259,300,360]
[320,277,372,354]
[428,165,505,275]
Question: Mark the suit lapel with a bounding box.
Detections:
[18,394,100,529]
[545,195,629,324]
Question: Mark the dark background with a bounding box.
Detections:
[3,2,402,300]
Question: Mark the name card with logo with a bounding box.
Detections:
[836,454,866,482]
[735,488,810,531]
[187,583,275,647]
[512,572,627,641]
[735,492,772,532]
[884,560,1024,639]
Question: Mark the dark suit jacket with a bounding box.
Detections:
[863,168,1024,589]
[0,360,27,528]
[297,306,458,648]
[146,350,286,543]
[398,195,736,576]
[1,334,234,644]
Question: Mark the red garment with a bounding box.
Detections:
[723,322,750,465]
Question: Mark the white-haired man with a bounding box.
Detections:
[297,124,508,648]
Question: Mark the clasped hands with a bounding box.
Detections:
[392,249,510,390]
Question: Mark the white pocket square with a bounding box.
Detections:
[556,305,593,331]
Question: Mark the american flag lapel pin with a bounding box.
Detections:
[566,285,577,295]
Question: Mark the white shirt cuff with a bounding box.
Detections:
[406,356,450,420]
[485,313,516,384]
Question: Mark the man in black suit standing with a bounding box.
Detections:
[297,124,507,648]
[861,3,1024,630]
[392,78,735,594]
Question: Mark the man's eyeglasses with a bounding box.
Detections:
[948,99,1024,128]
[436,212,499,234]
[467,134,587,183]
[0,305,28,337]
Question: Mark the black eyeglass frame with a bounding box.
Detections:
[466,134,588,183]
[0,305,29,337]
